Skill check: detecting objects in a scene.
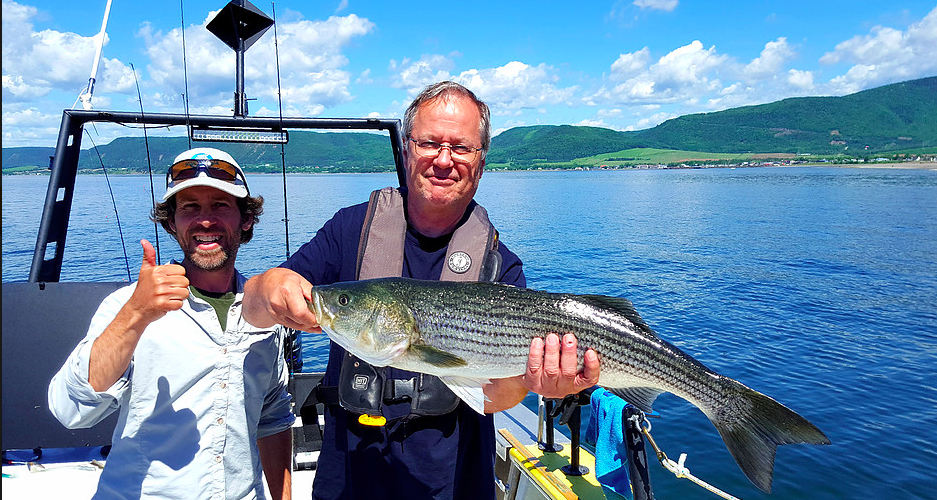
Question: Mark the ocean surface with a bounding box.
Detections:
[3,167,936,499]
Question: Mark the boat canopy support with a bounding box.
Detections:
[29,109,407,283]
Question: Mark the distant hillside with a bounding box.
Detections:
[488,125,640,164]
[1,131,398,173]
[489,76,937,163]
[636,76,937,154]
[3,76,935,173]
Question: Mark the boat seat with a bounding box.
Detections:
[2,282,125,451]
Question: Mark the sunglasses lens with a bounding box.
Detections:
[206,162,237,181]
[170,161,199,181]
[169,160,239,182]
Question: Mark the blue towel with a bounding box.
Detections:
[585,388,633,500]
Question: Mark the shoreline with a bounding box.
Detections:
[4,161,935,176]
[788,161,937,171]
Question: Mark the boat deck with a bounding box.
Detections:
[2,403,605,500]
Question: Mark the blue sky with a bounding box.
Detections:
[3,0,936,147]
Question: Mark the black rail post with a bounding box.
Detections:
[624,406,655,500]
[538,399,563,453]
[560,397,589,476]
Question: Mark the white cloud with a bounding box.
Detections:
[632,111,675,130]
[140,12,374,116]
[576,118,611,128]
[611,47,650,78]
[787,69,814,90]
[389,58,578,117]
[391,54,456,92]
[595,40,728,107]
[821,6,937,92]
[743,37,795,80]
[633,0,678,12]
[1,0,133,103]
[454,61,578,115]
[0,105,60,146]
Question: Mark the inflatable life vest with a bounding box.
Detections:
[311,187,502,423]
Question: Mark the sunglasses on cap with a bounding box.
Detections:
[167,158,242,183]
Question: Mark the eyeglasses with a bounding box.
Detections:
[408,137,483,163]
[167,159,241,184]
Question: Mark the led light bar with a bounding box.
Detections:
[190,126,289,144]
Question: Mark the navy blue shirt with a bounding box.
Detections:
[283,194,525,500]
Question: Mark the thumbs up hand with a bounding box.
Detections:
[128,239,190,323]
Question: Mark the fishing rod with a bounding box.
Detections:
[271,2,291,259]
[130,63,162,264]
[180,0,192,150]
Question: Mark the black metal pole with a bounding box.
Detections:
[624,406,655,500]
[538,399,562,453]
[561,404,589,476]
[234,39,246,116]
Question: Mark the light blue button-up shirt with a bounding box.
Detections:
[48,271,295,500]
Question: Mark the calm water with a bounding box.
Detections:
[3,167,937,499]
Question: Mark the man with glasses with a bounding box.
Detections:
[243,82,600,499]
[48,147,295,500]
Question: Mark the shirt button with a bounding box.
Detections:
[216,417,224,425]
[219,382,227,389]
[214,455,222,463]
[221,347,227,354]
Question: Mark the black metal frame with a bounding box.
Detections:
[28,109,407,283]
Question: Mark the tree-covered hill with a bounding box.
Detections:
[3,76,935,173]
[634,77,936,154]
[487,125,640,163]
[2,131,398,173]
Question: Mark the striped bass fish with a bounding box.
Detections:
[308,277,830,493]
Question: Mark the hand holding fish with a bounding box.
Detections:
[484,333,601,412]
[242,267,321,331]
[523,333,600,398]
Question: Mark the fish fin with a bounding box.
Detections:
[710,380,831,493]
[439,376,490,415]
[578,295,656,334]
[606,387,663,414]
[410,344,469,368]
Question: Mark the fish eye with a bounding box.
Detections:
[338,294,350,306]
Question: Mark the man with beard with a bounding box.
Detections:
[48,148,295,500]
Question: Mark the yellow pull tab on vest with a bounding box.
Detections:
[358,414,387,427]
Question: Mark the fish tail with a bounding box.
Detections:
[711,380,831,493]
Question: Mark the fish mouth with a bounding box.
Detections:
[310,290,330,330]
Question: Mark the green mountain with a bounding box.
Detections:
[487,125,640,164]
[635,76,936,154]
[3,76,935,174]
[1,132,398,173]
[489,76,936,163]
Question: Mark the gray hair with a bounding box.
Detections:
[403,81,491,153]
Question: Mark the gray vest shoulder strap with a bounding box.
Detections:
[356,187,501,282]
[356,187,406,280]
[440,203,501,282]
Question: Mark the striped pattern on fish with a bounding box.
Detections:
[309,277,830,493]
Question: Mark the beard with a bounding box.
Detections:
[188,245,232,271]
[178,233,239,271]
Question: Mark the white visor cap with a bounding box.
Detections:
[163,147,249,201]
